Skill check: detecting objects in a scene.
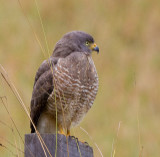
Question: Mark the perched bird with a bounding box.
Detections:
[30,31,99,135]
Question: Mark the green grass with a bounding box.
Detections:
[1,0,160,156]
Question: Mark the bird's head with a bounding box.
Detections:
[52,31,99,58]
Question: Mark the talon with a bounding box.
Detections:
[70,136,75,139]
[84,141,89,146]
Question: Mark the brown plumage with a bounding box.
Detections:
[30,31,99,135]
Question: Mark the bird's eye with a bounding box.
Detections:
[85,41,89,46]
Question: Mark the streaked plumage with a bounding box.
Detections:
[30,31,99,134]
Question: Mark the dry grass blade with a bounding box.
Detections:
[137,111,143,157]
[0,117,24,155]
[111,121,121,157]
[5,0,57,155]
[34,0,51,58]
[0,95,35,157]
[0,136,24,154]
[80,126,104,157]
[0,119,13,131]
[16,0,46,58]
[134,70,143,157]
[0,143,18,157]
[14,137,20,157]
[0,64,52,157]
[0,96,24,145]
[139,146,143,157]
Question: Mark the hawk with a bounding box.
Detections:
[30,31,99,135]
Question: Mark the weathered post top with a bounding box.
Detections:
[25,133,94,157]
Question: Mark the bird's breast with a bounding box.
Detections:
[46,53,98,126]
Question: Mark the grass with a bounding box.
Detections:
[1,0,160,156]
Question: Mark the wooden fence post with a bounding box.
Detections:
[25,133,94,157]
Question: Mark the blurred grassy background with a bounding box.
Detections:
[0,0,160,156]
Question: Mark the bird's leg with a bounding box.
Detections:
[67,129,70,136]
[58,124,65,135]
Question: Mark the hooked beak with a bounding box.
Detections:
[91,43,99,54]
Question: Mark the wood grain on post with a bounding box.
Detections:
[25,133,94,157]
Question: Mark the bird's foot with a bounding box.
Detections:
[58,125,66,136]
[68,135,89,146]
[69,135,76,140]
[75,138,89,145]
[58,130,66,135]
[83,141,89,146]
[67,129,70,136]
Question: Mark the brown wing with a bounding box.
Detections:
[30,57,58,133]
[33,57,58,86]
